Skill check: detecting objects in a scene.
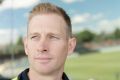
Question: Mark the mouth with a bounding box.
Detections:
[34,57,52,64]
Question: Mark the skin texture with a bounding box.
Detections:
[23,13,76,80]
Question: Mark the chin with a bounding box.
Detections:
[37,69,55,75]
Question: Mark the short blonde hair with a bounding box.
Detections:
[28,3,72,37]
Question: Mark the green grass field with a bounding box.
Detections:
[65,51,120,80]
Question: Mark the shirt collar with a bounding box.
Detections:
[18,68,69,80]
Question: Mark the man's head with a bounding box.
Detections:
[24,3,76,75]
[28,2,72,38]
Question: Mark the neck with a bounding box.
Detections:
[28,68,64,80]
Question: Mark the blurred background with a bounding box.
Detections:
[0,0,120,80]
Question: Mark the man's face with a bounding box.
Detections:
[24,14,76,75]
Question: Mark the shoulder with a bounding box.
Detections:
[12,77,18,80]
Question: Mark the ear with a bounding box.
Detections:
[68,37,76,55]
[23,36,29,55]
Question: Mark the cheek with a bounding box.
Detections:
[50,42,68,67]
[28,41,37,49]
[27,42,36,64]
[27,41,37,56]
[50,41,68,58]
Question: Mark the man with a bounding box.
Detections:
[12,2,76,80]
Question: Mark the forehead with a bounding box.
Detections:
[28,14,67,34]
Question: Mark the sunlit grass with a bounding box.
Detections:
[65,51,120,80]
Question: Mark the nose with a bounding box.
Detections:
[37,37,48,53]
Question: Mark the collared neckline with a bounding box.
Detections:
[18,68,69,80]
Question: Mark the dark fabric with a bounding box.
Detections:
[18,69,29,80]
[18,68,69,80]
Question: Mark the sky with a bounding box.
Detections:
[0,0,120,45]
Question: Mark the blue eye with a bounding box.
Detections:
[31,36,36,39]
[49,35,59,40]
[31,36,40,40]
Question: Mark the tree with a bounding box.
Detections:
[14,36,25,55]
[75,30,96,54]
[114,28,120,39]
[76,30,96,43]
[16,36,23,46]
[0,0,3,4]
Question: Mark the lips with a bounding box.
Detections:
[34,57,52,63]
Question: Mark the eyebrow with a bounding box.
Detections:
[29,32,40,35]
[28,32,62,36]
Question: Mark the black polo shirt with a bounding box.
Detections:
[17,68,69,80]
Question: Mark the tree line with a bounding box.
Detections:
[75,28,120,54]
[0,28,120,58]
